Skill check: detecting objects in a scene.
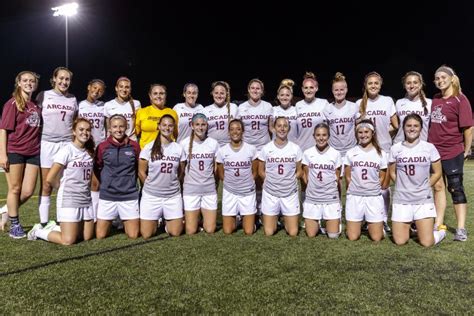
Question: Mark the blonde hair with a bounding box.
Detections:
[402,71,428,115]
[435,65,462,96]
[247,78,265,97]
[302,71,318,86]
[332,72,346,84]
[12,71,40,112]
[277,78,295,94]
[359,71,382,117]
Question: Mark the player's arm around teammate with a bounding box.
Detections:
[139,115,186,238]
[389,114,446,247]
[0,71,41,236]
[216,119,258,235]
[181,113,219,235]
[344,120,387,242]
[258,117,302,237]
[302,123,342,238]
[94,114,141,239]
[28,118,95,245]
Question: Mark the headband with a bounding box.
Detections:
[356,122,375,131]
[435,66,455,76]
[116,76,131,85]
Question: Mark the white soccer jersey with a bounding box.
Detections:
[302,146,341,204]
[216,142,257,196]
[236,100,273,151]
[272,105,298,143]
[393,98,432,143]
[324,101,358,157]
[104,98,141,138]
[54,143,93,208]
[258,141,302,197]
[37,89,78,142]
[140,141,186,198]
[389,140,440,204]
[173,102,204,143]
[78,99,106,147]
[295,98,329,151]
[180,136,219,196]
[356,95,396,152]
[344,145,387,196]
[202,103,238,146]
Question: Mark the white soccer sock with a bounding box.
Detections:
[381,188,390,222]
[433,230,446,245]
[36,228,51,241]
[91,191,99,222]
[39,196,51,224]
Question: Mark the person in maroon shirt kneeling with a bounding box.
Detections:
[0,71,41,238]
[428,65,474,241]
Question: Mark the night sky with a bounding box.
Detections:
[1,0,473,108]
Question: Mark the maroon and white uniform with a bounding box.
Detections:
[324,101,358,157]
[202,103,238,146]
[394,98,431,143]
[78,99,105,147]
[272,105,298,143]
[295,98,329,151]
[236,100,273,152]
[173,102,204,143]
[104,98,141,139]
[356,95,396,152]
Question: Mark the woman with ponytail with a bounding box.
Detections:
[203,81,238,146]
[428,65,473,241]
[180,113,219,234]
[28,118,96,245]
[272,79,298,143]
[393,71,431,143]
[0,71,41,237]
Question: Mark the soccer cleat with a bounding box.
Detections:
[383,222,391,233]
[454,228,468,242]
[410,222,417,235]
[27,223,43,240]
[112,217,124,230]
[361,222,369,232]
[9,224,26,239]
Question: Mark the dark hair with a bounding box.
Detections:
[359,71,382,117]
[355,119,382,155]
[228,118,244,132]
[73,118,95,157]
[50,67,73,88]
[403,113,423,129]
[313,122,330,137]
[150,114,175,162]
[211,81,232,124]
[402,71,428,115]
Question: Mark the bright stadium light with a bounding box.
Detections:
[51,3,79,68]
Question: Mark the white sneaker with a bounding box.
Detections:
[27,223,43,240]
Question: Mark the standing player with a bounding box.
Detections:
[94,114,141,239]
[272,79,298,143]
[216,119,258,235]
[136,84,178,149]
[0,71,41,237]
[173,83,204,143]
[428,65,473,241]
[295,72,329,151]
[344,120,387,241]
[389,114,446,247]
[28,118,96,244]
[356,71,398,232]
[302,123,342,238]
[36,67,77,228]
[181,113,219,235]
[258,117,302,237]
[104,77,141,141]
[78,79,106,224]
[139,115,186,238]
[203,81,238,146]
[324,72,358,161]
[393,71,431,144]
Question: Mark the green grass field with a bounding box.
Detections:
[1,162,473,314]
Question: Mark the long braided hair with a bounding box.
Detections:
[187,113,208,171]
[211,81,232,124]
[150,114,175,162]
[359,71,382,118]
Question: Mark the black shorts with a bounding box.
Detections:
[441,152,464,176]
[7,153,40,166]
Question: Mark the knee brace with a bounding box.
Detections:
[446,174,467,204]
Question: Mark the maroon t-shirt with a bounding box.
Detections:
[0,97,41,156]
[428,93,473,160]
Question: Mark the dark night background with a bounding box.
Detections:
[1,0,473,108]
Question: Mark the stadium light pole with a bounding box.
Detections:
[51,3,78,68]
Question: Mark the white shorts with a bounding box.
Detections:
[345,194,384,223]
[303,202,341,220]
[183,194,218,211]
[222,188,257,217]
[57,206,93,223]
[261,190,300,216]
[40,140,68,168]
[140,191,183,220]
[97,199,139,220]
[392,203,436,222]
